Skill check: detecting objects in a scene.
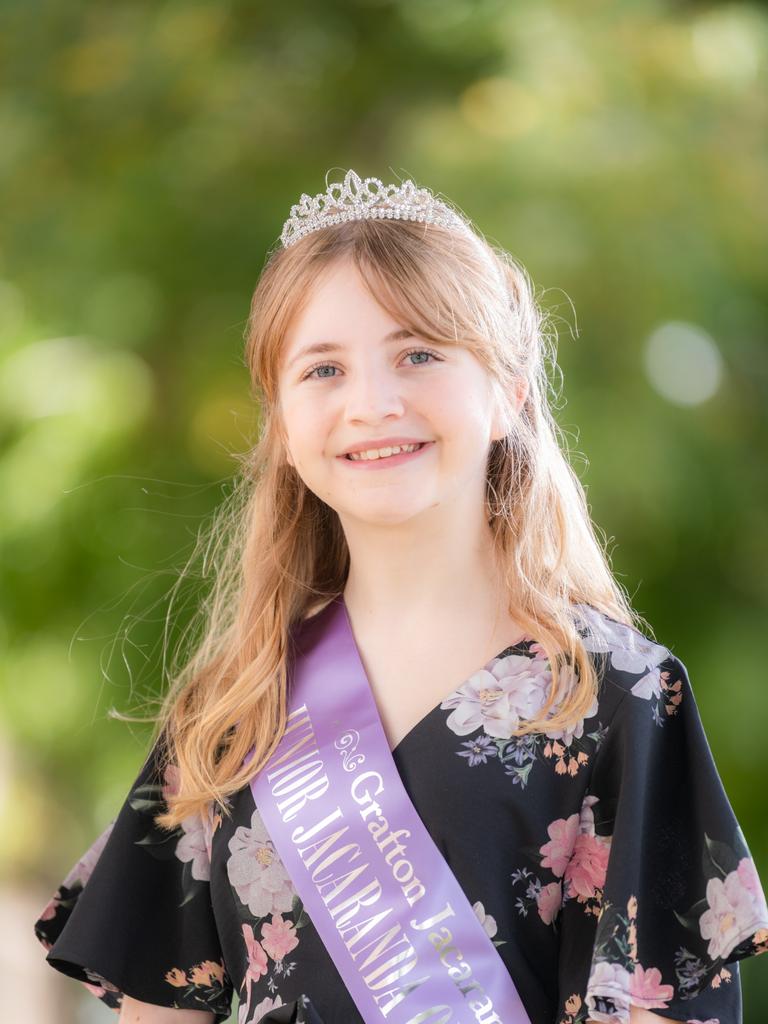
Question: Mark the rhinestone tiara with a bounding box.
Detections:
[279,168,476,249]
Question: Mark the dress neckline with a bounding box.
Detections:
[337,594,532,754]
[390,635,532,754]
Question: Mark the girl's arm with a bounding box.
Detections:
[119,994,215,1023]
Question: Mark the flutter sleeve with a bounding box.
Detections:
[33,733,234,1022]
[556,650,768,1024]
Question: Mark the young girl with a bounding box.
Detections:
[34,169,768,1024]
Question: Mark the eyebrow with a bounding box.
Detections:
[286,327,413,370]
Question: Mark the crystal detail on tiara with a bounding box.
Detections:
[279,169,475,248]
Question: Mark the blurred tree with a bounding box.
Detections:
[1,0,766,1019]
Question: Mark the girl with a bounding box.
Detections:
[34,169,768,1024]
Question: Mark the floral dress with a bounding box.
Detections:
[34,606,768,1024]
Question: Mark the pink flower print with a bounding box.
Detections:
[628,964,674,1008]
[61,821,115,889]
[175,812,210,881]
[242,923,269,984]
[37,895,60,921]
[162,763,181,802]
[540,813,580,877]
[537,881,563,925]
[564,833,610,900]
[261,913,299,962]
[227,808,297,917]
[82,981,108,998]
[699,857,768,960]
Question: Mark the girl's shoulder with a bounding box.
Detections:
[570,602,687,719]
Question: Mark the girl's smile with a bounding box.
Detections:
[337,440,436,470]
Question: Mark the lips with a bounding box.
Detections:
[342,442,427,460]
[338,438,431,457]
[338,441,435,468]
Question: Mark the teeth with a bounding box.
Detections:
[347,443,423,461]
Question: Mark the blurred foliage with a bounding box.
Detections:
[1,0,766,1019]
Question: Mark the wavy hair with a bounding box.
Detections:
[131,210,651,831]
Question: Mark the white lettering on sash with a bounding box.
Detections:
[316,863,371,903]
[263,702,510,1022]
[330,878,384,927]
[374,977,434,1019]
[266,705,317,774]
[352,771,426,907]
[410,913,502,1024]
[348,921,427,1002]
[363,939,420,988]
[467,994,501,1023]
[349,923,411,969]
[296,826,354,868]
[291,805,344,844]
[411,902,457,931]
[339,907,395,949]
[403,1009,453,1024]
[266,706,331,822]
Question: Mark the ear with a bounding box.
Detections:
[513,374,529,415]
[489,375,529,443]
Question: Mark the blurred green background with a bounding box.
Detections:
[2,0,766,1020]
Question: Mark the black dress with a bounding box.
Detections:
[34,607,768,1023]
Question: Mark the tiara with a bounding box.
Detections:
[279,168,476,249]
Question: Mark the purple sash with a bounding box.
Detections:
[245,596,532,1024]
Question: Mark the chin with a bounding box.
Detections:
[345,502,434,527]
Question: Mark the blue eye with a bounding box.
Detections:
[301,348,441,381]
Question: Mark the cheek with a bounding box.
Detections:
[281,395,329,448]
[437,380,494,437]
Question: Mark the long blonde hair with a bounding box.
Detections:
[131,212,651,831]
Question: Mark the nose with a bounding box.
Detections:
[342,368,406,423]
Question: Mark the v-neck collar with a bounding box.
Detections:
[337,594,532,754]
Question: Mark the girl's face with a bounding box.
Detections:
[277,258,510,527]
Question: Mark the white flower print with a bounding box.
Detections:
[441,653,553,739]
[699,856,768,960]
[585,959,633,1022]
[175,812,211,882]
[630,669,664,701]
[238,992,284,1024]
[574,603,669,688]
[227,807,297,918]
[441,650,597,745]
[254,994,284,1022]
[586,958,675,1023]
[544,684,598,746]
[578,793,599,836]
[472,901,498,938]
[61,821,115,889]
